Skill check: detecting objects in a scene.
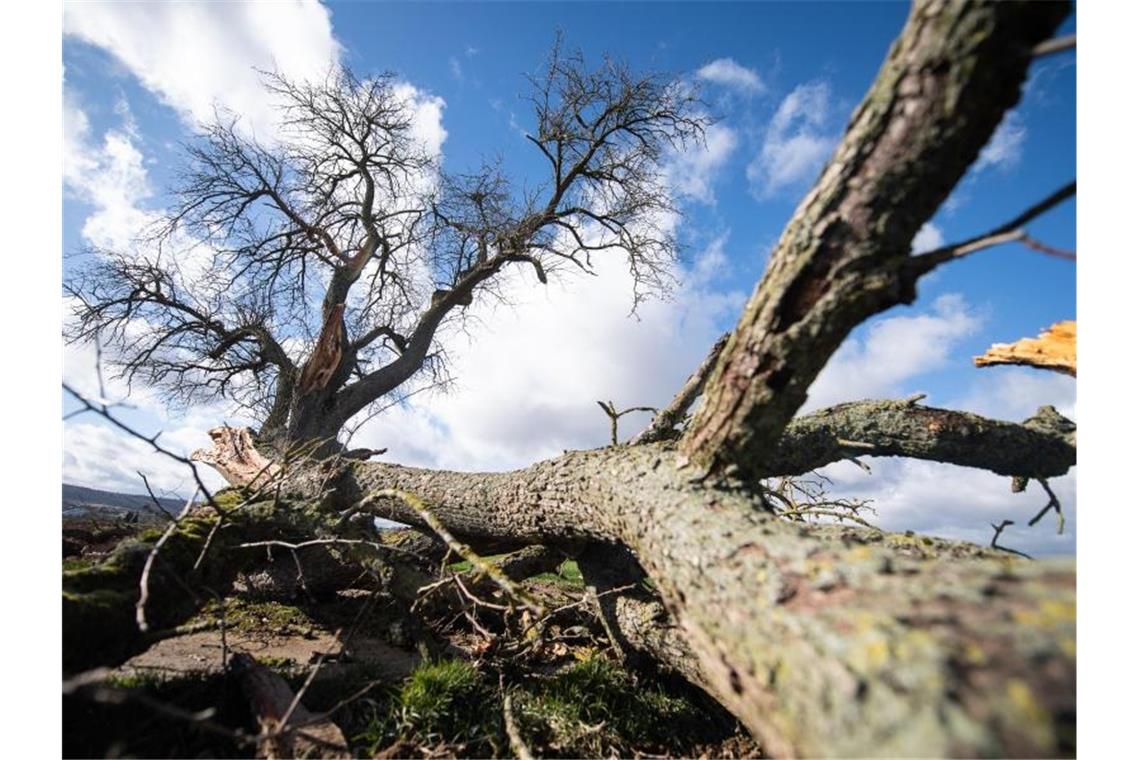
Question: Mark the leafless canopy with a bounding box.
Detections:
[66,48,707,449]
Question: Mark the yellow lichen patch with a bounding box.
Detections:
[850,638,891,674]
[1039,599,1076,626]
[1012,598,1076,630]
[1060,638,1076,658]
[962,641,987,666]
[1006,679,1052,745]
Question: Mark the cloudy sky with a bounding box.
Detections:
[61,1,1076,555]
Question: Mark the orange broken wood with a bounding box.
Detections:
[974,320,1075,376]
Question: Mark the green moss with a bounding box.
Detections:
[513,655,717,756]
[192,597,317,636]
[531,559,585,588]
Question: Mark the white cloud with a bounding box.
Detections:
[348,241,747,472]
[817,458,1075,556]
[391,82,448,160]
[64,420,230,496]
[666,122,738,204]
[64,0,341,138]
[696,58,765,94]
[805,293,982,411]
[911,222,945,254]
[63,94,151,250]
[748,81,838,198]
[803,309,1076,556]
[976,110,1027,172]
[953,365,1076,422]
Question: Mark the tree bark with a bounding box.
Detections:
[325,444,1074,757]
[680,0,1070,480]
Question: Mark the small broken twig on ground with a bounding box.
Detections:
[501,679,534,760]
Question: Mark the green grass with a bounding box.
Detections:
[513,655,711,755]
[356,659,502,756]
[531,559,584,587]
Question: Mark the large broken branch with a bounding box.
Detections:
[328,444,1075,757]
[975,320,1076,376]
[764,399,1075,478]
[190,427,282,488]
[680,0,1070,480]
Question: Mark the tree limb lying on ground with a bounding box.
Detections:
[64,2,1077,757]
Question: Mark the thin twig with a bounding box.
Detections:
[367,489,546,615]
[909,182,1076,276]
[137,472,179,522]
[990,519,1032,559]
[1032,34,1075,58]
[137,489,199,633]
[596,400,657,445]
[502,682,534,760]
[1028,478,1065,535]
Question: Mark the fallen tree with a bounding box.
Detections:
[64,1,1077,756]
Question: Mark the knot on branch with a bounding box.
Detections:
[1022,405,1076,446]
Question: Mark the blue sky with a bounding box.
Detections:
[62,1,1076,555]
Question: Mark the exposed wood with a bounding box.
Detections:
[231,652,350,759]
[298,303,347,395]
[190,426,282,488]
[975,320,1076,376]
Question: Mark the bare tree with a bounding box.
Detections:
[65,2,1078,757]
[66,51,706,452]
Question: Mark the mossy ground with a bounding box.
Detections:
[63,514,756,758]
[349,655,751,758]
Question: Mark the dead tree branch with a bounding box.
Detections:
[632,332,729,445]
[596,400,657,445]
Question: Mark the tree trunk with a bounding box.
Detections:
[324,443,1075,757]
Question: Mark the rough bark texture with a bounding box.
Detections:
[765,400,1076,478]
[681,0,1070,480]
[975,320,1076,376]
[329,445,1074,757]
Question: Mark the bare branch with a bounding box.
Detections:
[633,332,728,444]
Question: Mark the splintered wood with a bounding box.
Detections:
[191,426,282,487]
[974,320,1076,377]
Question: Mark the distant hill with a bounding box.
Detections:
[62,483,184,522]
